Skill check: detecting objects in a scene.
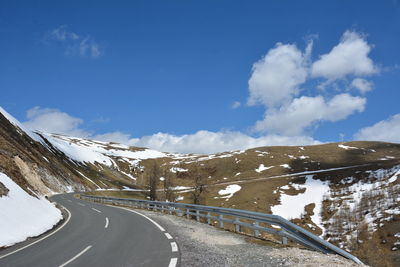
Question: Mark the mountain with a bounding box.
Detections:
[0,107,399,266]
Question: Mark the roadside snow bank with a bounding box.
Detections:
[0,172,62,247]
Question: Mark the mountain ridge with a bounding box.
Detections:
[0,107,399,266]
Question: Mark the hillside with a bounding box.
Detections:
[0,107,399,266]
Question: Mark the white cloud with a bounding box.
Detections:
[247,42,311,108]
[21,107,320,154]
[354,114,400,143]
[311,31,378,80]
[49,25,80,41]
[48,26,102,59]
[247,30,377,135]
[231,101,241,109]
[351,78,373,94]
[93,131,132,144]
[128,131,320,154]
[23,107,91,138]
[254,94,366,135]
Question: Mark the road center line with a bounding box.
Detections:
[92,208,101,213]
[168,258,178,267]
[111,206,166,232]
[170,242,178,252]
[165,233,173,239]
[77,203,85,207]
[0,205,72,259]
[58,245,92,267]
[105,217,109,228]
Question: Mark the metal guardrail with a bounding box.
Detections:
[81,194,363,265]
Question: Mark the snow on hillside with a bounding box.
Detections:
[255,164,274,173]
[42,133,168,167]
[216,184,242,200]
[271,175,329,233]
[0,107,42,142]
[0,172,62,247]
[325,166,400,251]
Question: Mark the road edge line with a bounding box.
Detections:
[58,245,92,267]
[111,206,166,231]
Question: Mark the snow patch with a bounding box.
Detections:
[170,167,188,173]
[255,164,274,173]
[280,164,291,169]
[217,184,241,200]
[338,144,358,150]
[270,175,329,233]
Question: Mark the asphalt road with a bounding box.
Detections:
[0,194,179,267]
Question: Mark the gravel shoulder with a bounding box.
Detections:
[134,208,365,267]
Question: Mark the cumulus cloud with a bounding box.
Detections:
[23,107,91,137]
[47,25,102,58]
[311,31,378,80]
[354,114,400,143]
[92,131,132,144]
[128,131,320,154]
[248,30,377,135]
[254,94,366,135]
[247,42,311,108]
[22,107,320,154]
[351,78,373,94]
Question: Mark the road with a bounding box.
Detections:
[0,194,179,267]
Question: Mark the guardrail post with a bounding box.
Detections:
[253,221,260,237]
[196,210,200,222]
[219,214,224,228]
[169,206,173,215]
[207,212,211,224]
[282,235,288,245]
[234,217,241,232]
[186,209,190,219]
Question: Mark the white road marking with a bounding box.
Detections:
[105,217,109,228]
[77,203,85,207]
[168,258,178,267]
[111,206,166,232]
[0,205,72,259]
[170,242,178,252]
[92,208,101,213]
[67,200,72,202]
[58,245,92,267]
[165,233,173,239]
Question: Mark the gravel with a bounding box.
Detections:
[135,208,365,267]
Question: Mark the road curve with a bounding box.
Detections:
[0,193,179,267]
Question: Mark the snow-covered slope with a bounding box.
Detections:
[42,133,169,168]
[0,172,62,247]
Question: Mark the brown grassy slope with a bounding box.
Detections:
[127,141,400,267]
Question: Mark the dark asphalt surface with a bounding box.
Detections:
[0,193,176,267]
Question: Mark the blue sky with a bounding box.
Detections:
[1,1,400,153]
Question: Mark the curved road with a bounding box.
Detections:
[0,194,179,267]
